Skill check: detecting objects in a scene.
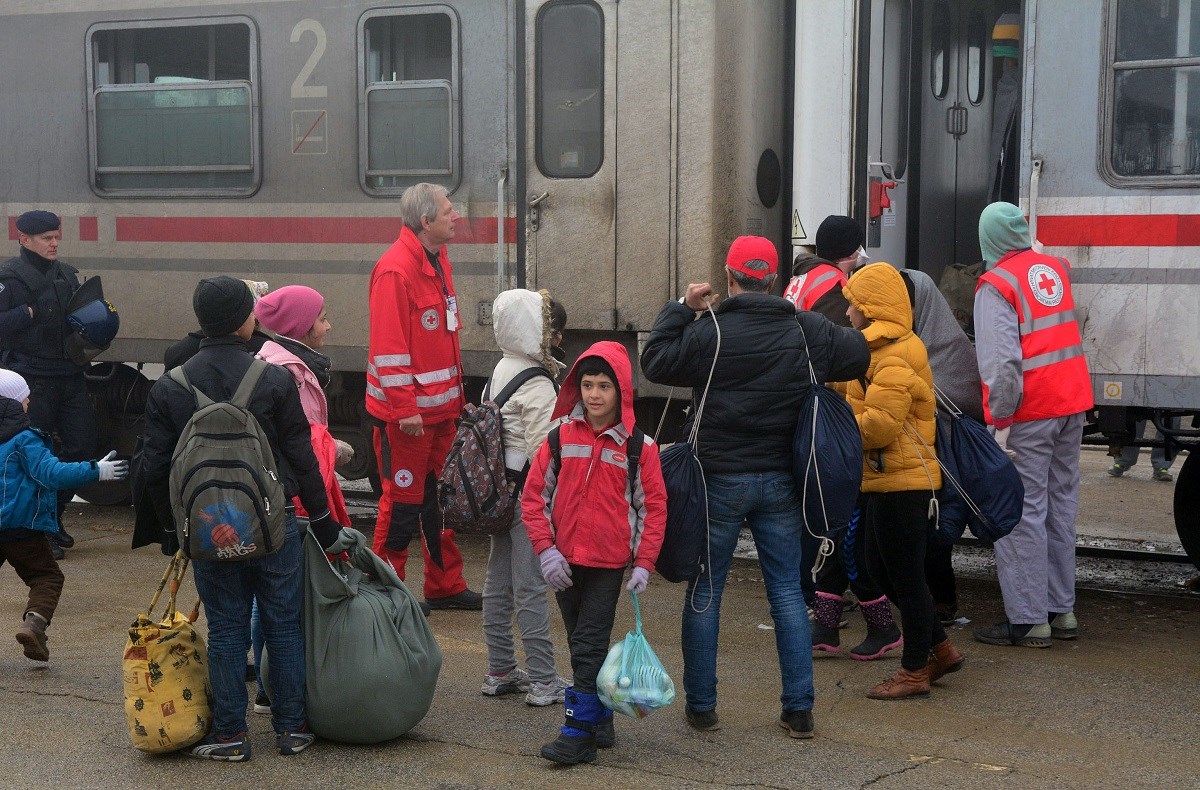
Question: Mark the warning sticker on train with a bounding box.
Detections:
[1027,264,1064,307]
[394,469,414,488]
[421,308,440,330]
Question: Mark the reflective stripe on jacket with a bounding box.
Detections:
[783,263,848,312]
[976,249,1092,423]
[366,225,465,424]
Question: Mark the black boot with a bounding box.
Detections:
[539,688,599,765]
[53,527,74,549]
[595,713,615,749]
[811,591,843,654]
[849,596,903,661]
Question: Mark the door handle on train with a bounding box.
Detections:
[868,161,905,184]
[528,192,550,208]
[528,192,549,232]
[946,103,968,138]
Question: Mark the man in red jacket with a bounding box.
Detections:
[367,183,481,611]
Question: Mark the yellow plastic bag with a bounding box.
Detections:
[123,551,211,754]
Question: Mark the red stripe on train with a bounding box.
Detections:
[1038,214,1200,246]
[113,216,517,244]
[7,216,99,241]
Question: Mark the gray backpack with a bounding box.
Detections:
[168,360,286,561]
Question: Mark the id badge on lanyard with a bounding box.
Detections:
[446,295,459,332]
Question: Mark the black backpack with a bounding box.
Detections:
[438,367,555,535]
[168,360,286,561]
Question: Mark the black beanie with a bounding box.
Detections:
[576,356,620,398]
[193,276,255,337]
[15,211,61,236]
[815,215,864,262]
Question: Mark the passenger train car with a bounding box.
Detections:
[2,0,1198,564]
[0,0,788,489]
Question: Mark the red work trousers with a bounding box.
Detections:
[372,418,468,600]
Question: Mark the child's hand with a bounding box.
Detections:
[538,547,572,591]
[626,566,650,593]
[97,450,128,481]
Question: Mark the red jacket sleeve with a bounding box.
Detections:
[521,437,556,556]
[633,440,668,572]
[366,269,418,421]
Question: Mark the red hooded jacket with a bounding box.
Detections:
[522,341,667,572]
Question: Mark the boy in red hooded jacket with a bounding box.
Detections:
[522,341,667,765]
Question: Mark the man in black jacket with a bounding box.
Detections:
[0,211,98,558]
[641,235,869,741]
[138,276,357,761]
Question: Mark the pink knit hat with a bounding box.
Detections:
[254,285,325,341]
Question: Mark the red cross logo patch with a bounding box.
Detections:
[394,469,414,488]
[1027,263,1064,307]
[421,308,440,331]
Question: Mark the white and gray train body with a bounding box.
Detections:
[0,0,788,487]
[794,0,1199,561]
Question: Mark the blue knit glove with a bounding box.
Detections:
[538,547,573,591]
[626,566,650,593]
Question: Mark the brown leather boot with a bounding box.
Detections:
[927,638,965,683]
[867,666,931,699]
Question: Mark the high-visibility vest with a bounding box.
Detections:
[783,263,847,311]
[976,249,1092,423]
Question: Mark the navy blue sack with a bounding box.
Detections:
[655,442,708,583]
[793,384,863,537]
[931,397,1024,545]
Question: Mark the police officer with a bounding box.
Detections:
[0,211,99,558]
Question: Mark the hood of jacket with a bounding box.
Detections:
[0,397,29,443]
[792,252,837,277]
[843,263,913,346]
[978,201,1031,268]
[552,340,635,435]
[492,288,557,373]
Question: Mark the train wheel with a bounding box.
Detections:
[1174,450,1200,571]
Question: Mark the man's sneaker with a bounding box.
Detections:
[52,527,74,549]
[778,709,815,739]
[187,732,251,762]
[426,588,483,610]
[276,727,316,755]
[47,538,64,561]
[481,666,530,697]
[1107,462,1129,478]
[685,706,720,732]
[15,612,49,662]
[973,621,1052,648]
[1049,611,1079,640]
[1153,468,1174,482]
[253,692,271,714]
[525,676,568,706]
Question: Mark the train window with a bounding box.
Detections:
[536,1,605,178]
[360,9,459,194]
[966,7,986,105]
[930,2,951,100]
[1104,0,1200,183]
[86,20,258,196]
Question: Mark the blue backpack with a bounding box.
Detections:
[929,390,1024,545]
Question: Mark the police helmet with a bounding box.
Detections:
[64,278,119,366]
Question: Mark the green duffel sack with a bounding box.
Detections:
[265,529,442,743]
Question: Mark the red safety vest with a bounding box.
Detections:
[783,263,847,311]
[976,249,1093,424]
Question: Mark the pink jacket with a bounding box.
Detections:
[257,340,328,426]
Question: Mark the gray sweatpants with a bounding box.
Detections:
[482,514,559,683]
[994,412,1084,624]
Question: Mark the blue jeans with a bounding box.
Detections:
[682,472,814,713]
[192,516,304,737]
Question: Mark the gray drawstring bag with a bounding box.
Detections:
[265,529,442,743]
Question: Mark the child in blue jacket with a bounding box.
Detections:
[0,370,126,661]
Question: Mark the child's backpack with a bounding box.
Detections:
[439,366,555,535]
[547,423,645,501]
[168,360,286,561]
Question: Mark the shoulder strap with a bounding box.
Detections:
[167,366,213,410]
[626,427,646,527]
[491,366,554,409]
[230,359,270,410]
[548,425,562,478]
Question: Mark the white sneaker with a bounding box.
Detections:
[1050,611,1079,640]
[481,666,530,696]
[525,676,568,706]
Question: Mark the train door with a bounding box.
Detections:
[862,0,914,266]
[915,0,995,282]
[523,0,618,331]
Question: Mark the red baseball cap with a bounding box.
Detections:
[725,236,779,279]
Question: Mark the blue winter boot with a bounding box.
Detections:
[540,688,600,764]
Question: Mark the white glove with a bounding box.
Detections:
[97,450,128,482]
[334,439,355,466]
[993,427,1017,460]
[626,566,650,593]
